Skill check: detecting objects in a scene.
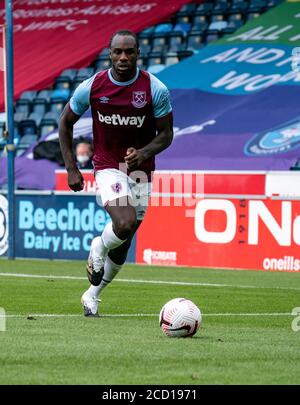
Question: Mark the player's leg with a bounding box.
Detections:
[86,221,142,300]
[82,169,136,316]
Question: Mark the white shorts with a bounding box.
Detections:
[95,169,152,220]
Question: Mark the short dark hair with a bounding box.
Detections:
[109,30,139,49]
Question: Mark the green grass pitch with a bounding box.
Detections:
[0,258,300,385]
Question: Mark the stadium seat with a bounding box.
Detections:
[178,3,197,13]
[210,14,226,22]
[98,47,110,57]
[32,98,48,115]
[212,3,229,14]
[230,1,248,13]
[168,31,185,52]
[76,67,94,81]
[151,33,169,52]
[49,89,70,114]
[15,99,31,114]
[175,14,191,25]
[139,26,155,35]
[147,51,165,66]
[19,111,43,137]
[40,112,59,137]
[19,90,37,102]
[54,69,77,90]
[173,23,192,36]
[248,0,267,12]
[196,3,213,14]
[58,69,77,81]
[207,21,228,32]
[36,90,52,103]
[95,57,111,71]
[187,32,205,52]
[154,23,173,34]
[205,32,221,44]
[165,52,180,66]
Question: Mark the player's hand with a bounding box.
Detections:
[124,147,145,171]
[67,167,84,192]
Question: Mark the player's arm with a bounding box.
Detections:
[58,104,84,191]
[125,112,173,171]
[58,75,94,191]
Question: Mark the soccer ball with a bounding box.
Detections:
[159,298,201,338]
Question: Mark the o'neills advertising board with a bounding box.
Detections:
[136,197,300,272]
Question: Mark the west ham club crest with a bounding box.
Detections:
[131,91,147,108]
[111,182,122,193]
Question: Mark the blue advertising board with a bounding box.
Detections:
[0,192,136,262]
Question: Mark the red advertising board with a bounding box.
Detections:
[136,197,300,272]
[55,170,266,195]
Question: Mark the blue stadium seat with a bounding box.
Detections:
[54,69,77,90]
[187,32,205,52]
[40,112,59,137]
[140,26,155,35]
[210,13,226,22]
[165,52,180,66]
[154,23,173,34]
[175,14,191,25]
[207,21,228,32]
[196,3,213,13]
[230,1,248,13]
[151,33,169,52]
[248,0,267,12]
[49,89,70,114]
[19,90,37,102]
[169,31,185,52]
[212,3,229,14]
[36,90,52,103]
[98,47,110,57]
[178,3,197,13]
[76,67,94,80]
[31,99,48,115]
[15,99,31,114]
[205,32,221,45]
[173,23,192,36]
[227,17,244,30]
[18,111,43,137]
[95,57,111,71]
[147,51,165,67]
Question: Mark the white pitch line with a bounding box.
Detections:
[0,312,294,318]
[0,272,300,292]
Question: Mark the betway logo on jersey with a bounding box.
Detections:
[97,111,145,128]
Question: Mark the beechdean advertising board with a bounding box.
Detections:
[0,192,136,262]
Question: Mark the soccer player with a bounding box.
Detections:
[59,30,173,317]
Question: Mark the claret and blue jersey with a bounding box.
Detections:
[70,68,172,178]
